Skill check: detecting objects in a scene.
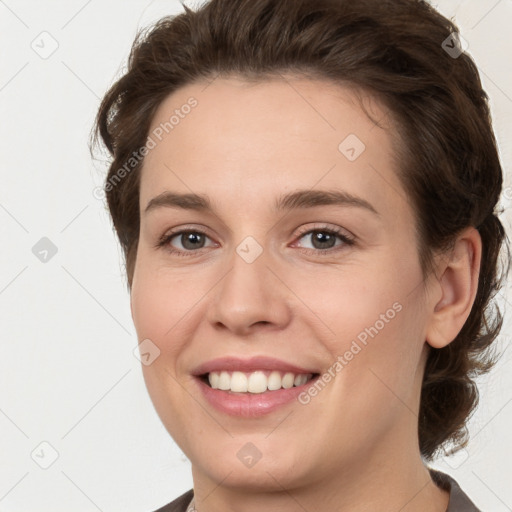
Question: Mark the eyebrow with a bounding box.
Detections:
[144,189,379,216]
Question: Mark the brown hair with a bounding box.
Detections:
[92,0,509,461]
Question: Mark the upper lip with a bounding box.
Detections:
[192,356,319,376]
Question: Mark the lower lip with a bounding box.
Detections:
[195,376,318,418]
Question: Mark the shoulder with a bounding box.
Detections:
[429,468,481,512]
[151,489,194,512]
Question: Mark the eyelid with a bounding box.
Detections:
[155,224,214,249]
[156,222,356,256]
[290,223,356,254]
[293,222,355,241]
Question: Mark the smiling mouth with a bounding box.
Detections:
[199,370,319,394]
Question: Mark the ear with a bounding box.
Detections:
[426,227,482,349]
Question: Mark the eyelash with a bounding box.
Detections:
[156,224,355,258]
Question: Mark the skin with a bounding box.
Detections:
[130,76,481,512]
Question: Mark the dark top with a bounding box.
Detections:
[152,468,481,511]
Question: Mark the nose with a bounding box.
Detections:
[206,247,291,337]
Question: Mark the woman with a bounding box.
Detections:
[92,0,509,510]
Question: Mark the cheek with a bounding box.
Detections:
[291,252,417,335]
[130,255,201,343]
[333,292,426,412]
[291,247,426,385]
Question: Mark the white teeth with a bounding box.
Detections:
[207,370,313,393]
[230,371,248,392]
[217,371,231,391]
[267,370,282,391]
[281,372,295,389]
[294,374,308,386]
[248,371,267,393]
[209,372,219,389]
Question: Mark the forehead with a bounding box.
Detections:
[140,76,408,219]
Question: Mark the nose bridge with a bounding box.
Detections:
[206,235,290,333]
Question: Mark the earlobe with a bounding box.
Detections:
[426,227,482,349]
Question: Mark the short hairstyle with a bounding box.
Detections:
[92,0,509,461]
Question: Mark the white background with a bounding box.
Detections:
[0,1,511,510]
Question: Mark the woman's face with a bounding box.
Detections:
[131,76,438,490]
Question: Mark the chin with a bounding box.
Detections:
[189,441,312,492]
